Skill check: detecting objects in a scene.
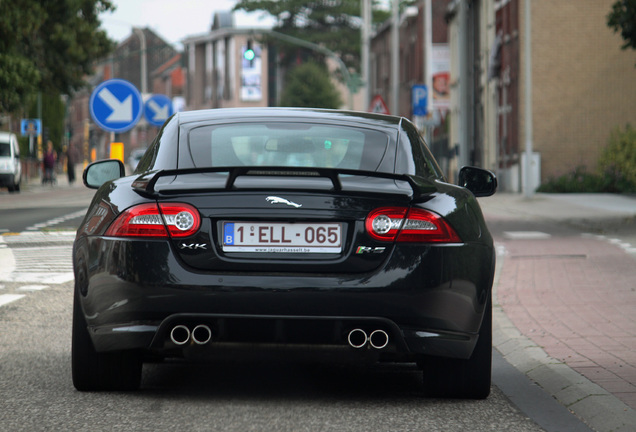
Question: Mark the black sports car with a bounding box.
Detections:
[72,108,497,398]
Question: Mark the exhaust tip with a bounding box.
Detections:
[191,324,212,345]
[347,329,368,348]
[369,329,389,349]
[170,325,191,346]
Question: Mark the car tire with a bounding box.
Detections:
[71,289,143,391]
[420,296,492,399]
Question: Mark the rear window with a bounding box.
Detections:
[187,123,390,171]
[0,143,10,157]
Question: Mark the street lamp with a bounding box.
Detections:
[132,27,147,94]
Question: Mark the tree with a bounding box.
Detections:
[279,62,343,109]
[234,0,364,72]
[0,0,115,113]
[607,0,636,52]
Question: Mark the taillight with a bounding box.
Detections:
[365,207,461,243]
[105,203,201,238]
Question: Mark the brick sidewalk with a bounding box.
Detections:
[496,233,636,410]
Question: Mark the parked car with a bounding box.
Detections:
[0,131,21,192]
[72,108,497,397]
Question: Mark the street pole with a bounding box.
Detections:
[390,0,399,115]
[523,0,534,198]
[424,0,432,139]
[264,30,355,110]
[133,27,148,94]
[361,0,371,111]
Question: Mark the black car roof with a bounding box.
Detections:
[173,107,404,128]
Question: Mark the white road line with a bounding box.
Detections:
[0,232,75,283]
[0,294,25,307]
[24,209,86,231]
[17,285,49,292]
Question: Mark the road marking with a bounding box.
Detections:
[17,285,49,292]
[503,231,552,240]
[25,209,86,231]
[582,233,636,256]
[0,231,75,283]
[0,294,25,307]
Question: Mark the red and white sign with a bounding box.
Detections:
[368,95,390,115]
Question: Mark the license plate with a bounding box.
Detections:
[222,222,342,253]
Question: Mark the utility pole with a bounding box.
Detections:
[133,27,148,94]
[523,0,534,198]
[390,0,400,115]
[264,30,355,110]
[361,0,371,111]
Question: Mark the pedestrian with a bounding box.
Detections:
[42,140,56,184]
[66,144,77,184]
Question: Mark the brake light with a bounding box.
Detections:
[105,203,201,238]
[365,207,461,243]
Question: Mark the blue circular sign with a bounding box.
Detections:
[90,79,143,133]
[144,94,174,127]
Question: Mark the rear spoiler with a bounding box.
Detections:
[132,166,436,200]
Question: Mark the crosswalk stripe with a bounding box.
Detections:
[0,294,25,307]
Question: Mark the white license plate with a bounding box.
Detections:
[222,222,342,253]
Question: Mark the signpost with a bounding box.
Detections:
[412,84,428,117]
[368,95,389,115]
[144,94,174,127]
[90,79,143,133]
[20,119,41,156]
[20,119,41,137]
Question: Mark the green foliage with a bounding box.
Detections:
[0,0,115,113]
[278,62,343,109]
[235,0,389,74]
[598,124,636,188]
[607,0,636,52]
[538,125,636,193]
[25,93,65,153]
[536,166,624,193]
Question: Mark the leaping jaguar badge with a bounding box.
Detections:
[266,196,302,208]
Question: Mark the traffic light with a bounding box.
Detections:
[244,40,255,62]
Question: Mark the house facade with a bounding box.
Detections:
[446,0,636,191]
[182,12,272,110]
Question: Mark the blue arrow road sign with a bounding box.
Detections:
[90,79,142,133]
[144,94,173,127]
[412,84,428,117]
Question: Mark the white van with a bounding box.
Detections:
[0,132,22,193]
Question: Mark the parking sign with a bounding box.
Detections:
[412,85,428,117]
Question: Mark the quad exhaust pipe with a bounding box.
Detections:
[347,329,389,349]
[171,324,386,349]
[170,324,212,346]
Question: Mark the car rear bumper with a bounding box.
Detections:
[75,236,494,360]
[87,312,480,360]
[0,173,16,186]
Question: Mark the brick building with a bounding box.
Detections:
[447,0,636,191]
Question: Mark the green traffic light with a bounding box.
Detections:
[244,49,255,61]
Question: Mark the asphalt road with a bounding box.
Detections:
[0,278,547,432]
[0,184,602,432]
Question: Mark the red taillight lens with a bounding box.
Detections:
[365,207,461,243]
[105,203,201,238]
